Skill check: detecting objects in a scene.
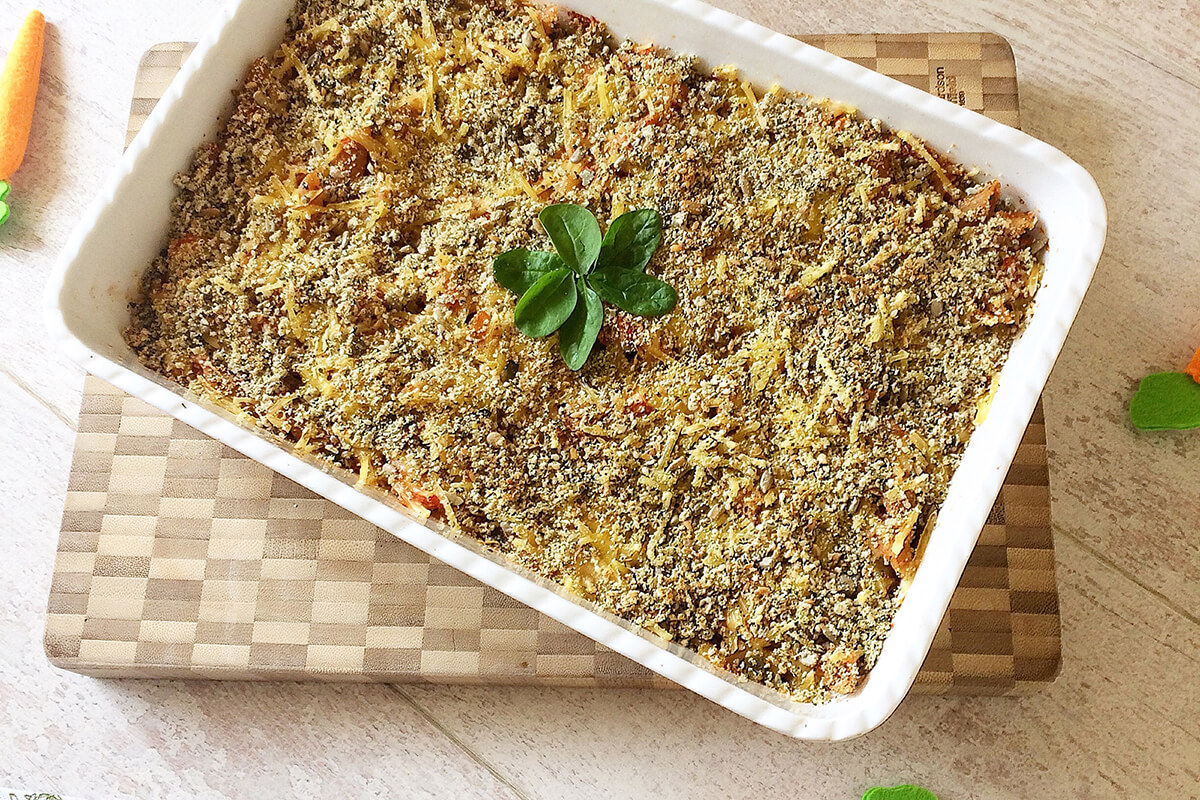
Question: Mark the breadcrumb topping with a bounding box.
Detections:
[125,0,1042,702]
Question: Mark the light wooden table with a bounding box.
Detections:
[0,1,1195,798]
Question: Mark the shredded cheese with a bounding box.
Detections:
[896,130,952,193]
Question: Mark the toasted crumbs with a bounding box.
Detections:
[124,0,1043,703]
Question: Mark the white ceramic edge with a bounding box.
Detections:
[42,0,1106,741]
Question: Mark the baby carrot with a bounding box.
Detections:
[0,10,46,180]
[1186,345,1200,384]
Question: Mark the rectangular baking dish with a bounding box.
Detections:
[45,0,1105,740]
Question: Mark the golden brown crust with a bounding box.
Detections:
[125,0,1042,702]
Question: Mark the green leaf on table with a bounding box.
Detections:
[1129,371,1200,431]
[599,208,662,272]
[513,267,578,338]
[588,264,678,317]
[559,280,604,371]
[0,180,10,227]
[539,203,602,274]
[862,785,939,800]
[493,249,566,295]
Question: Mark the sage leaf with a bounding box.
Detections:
[493,249,566,295]
[599,209,662,272]
[513,267,578,338]
[1129,372,1200,431]
[588,264,678,317]
[539,203,602,274]
[559,280,604,371]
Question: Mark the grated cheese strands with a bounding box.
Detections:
[896,129,953,193]
[741,80,767,129]
[125,0,1043,704]
[279,43,323,102]
[596,69,613,119]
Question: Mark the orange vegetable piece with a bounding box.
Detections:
[0,10,46,180]
[1186,345,1200,384]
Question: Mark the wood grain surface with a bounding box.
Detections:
[0,1,1197,798]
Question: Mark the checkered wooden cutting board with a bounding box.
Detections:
[45,35,1060,693]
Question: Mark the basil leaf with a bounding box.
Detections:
[862,787,939,800]
[588,264,678,317]
[1130,372,1200,431]
[559,281,604,371]
[599,209,662,272]
[539,204,602,274]
[493,249,565,295]
[513,267,578,338]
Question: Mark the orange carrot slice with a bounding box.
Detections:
[1186,345,1200,384]
[0,10,46,180]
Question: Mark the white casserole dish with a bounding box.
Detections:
[45,0,1105,740]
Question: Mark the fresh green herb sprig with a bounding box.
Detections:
[492,203,677,370]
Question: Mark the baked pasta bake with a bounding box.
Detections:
[126,0,1043,701]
